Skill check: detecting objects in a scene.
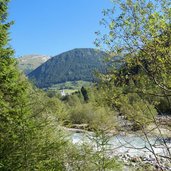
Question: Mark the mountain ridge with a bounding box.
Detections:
[28,48,107,88]
[17,54,50,74]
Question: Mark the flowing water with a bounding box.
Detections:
[71,132,171,157]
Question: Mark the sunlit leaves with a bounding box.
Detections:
[95,0,171,130]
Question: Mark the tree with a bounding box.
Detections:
[95,0,171,98]
[95,0,171,169]
[1,1,123,170]
[81,86,89,102]
[0,3,94,169]
[0,1,36,169]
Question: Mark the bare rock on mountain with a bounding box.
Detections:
[17,54,50,75]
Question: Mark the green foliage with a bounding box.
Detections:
[89,130,123,171]
[0,2,73,170]
[62,139,123,171]
[81,86,89,102]
[3,0,171,170]
[68,102,117,130]
[95,0,171,128]
[0,1,33,169]
[63,93,83,106]
[119,94,157,128]
[155,95,171,114]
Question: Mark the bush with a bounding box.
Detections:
[119,94,157,130]
[69,103,117,130]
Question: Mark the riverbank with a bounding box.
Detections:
[63,122,171,171]
[69,131,171,170]
[117,153,171,171]
[64,121,171,139]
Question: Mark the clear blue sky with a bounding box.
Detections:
[8,0,113,57]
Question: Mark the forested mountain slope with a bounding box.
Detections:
[28,48,107,88]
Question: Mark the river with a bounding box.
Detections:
[71,132,171,158]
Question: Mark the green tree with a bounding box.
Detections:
[95,0,171,104]
[0,1,123,170]
[81,86,89,102]
[95,0,171,168]
[0,0,32,169]
[0,2,63,170]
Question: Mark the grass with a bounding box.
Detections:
[48,80,94,91]
[63,89,78,94]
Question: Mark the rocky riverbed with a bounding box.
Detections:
[70,131,171,170]
[113,152,171,171]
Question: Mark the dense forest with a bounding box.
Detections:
[0,0,171,171]
[28,48,106,88]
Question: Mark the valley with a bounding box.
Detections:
[1,0,171,170]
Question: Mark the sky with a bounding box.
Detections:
[8,0,113,57]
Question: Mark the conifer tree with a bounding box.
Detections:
[0,0,31,169]
[81,86,89,102]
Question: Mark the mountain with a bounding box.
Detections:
[17,54,50,75]
[28,48,107,88]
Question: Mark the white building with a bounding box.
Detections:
[60,89,66,96]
